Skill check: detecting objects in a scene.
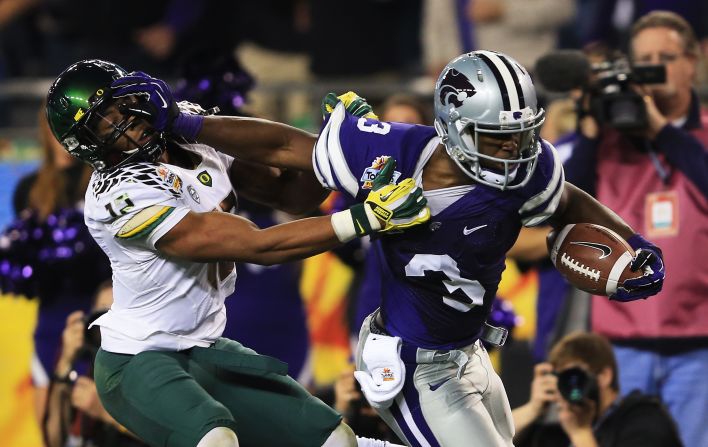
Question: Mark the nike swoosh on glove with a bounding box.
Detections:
[365,157,430,232]
[111,72,203,140]
[612,233,665,302]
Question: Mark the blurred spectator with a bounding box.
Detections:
[423,0,573,75]
[467,0,575,67]
[422,0,476,77]
[174,52,255,118]
[378,94,432,125]
[309,0,422,78]
[0,0,41,77]
[512,332,682,447]
[44,281,147,447]
[379,94,429,124]
[0,0,37,28]
[2,107,111,424]
[13,0,208,77]
[563,11,708,447]
[13,108,92,220]
[574,1,708,53]
[423,0,573,79]
[470,0,575,69]
[231,0,312,125]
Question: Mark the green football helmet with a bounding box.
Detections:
[46,59,165,171]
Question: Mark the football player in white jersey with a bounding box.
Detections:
[110,52,667,447]
[45,59,430,447]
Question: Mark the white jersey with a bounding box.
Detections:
[85,143,237,354]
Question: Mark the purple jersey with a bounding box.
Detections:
[315,104,564,349]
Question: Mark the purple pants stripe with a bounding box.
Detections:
[389,401,422,447]
[389,363,441,447]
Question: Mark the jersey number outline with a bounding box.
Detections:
[357,118,391,135]
[404,254,485,312]
[105,193,135,218]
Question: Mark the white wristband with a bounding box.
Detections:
[331,205,381,243]
[363,204,383,230]
[331,209,357,243]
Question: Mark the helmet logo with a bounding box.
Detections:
[63,136,80,151]
[439,68,476,108]
[500,107,534,124]
[74,108,85,122]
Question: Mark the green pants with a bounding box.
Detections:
[94,338,341,447]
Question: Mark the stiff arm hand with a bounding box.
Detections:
[322,91,378,120]
[110,71,204,140]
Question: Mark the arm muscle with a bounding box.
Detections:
[156,210,340,265]
[229,159,329,214]
[548,182,634,239]
[199,116,317,171]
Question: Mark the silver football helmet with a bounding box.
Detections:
[433,51,545,190]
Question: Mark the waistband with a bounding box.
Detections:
[369,308,507,353]
[369,309,471,378]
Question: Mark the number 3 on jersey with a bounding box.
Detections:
[405,254,485,312]
[357,118,391,135]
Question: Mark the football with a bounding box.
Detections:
[547,223,641,296]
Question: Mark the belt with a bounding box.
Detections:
[369,308,508,379]
[370,308,508,348]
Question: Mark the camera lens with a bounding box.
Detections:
[600,92,648,130]
[608,97,641,127]
[556,367,598,404]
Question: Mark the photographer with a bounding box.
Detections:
[44,282,146,447]
[512,332,682,447]
[538,11,708,447]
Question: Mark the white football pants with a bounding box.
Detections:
[355,314,514,447]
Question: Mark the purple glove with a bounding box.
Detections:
[111,72,203,140]
[612,233,665,302]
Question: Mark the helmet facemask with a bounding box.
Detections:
[82,97,165,170]
[437,106,545,190]
[65,96,166,171]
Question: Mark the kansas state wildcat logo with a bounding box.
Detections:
[439,68,476,108]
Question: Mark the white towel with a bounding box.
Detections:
[354,333,406,410]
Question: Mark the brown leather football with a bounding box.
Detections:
[547,223,641,296]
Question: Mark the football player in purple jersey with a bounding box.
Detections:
[109,51,665,447]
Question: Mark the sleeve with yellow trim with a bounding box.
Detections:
[87,164,191,250]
